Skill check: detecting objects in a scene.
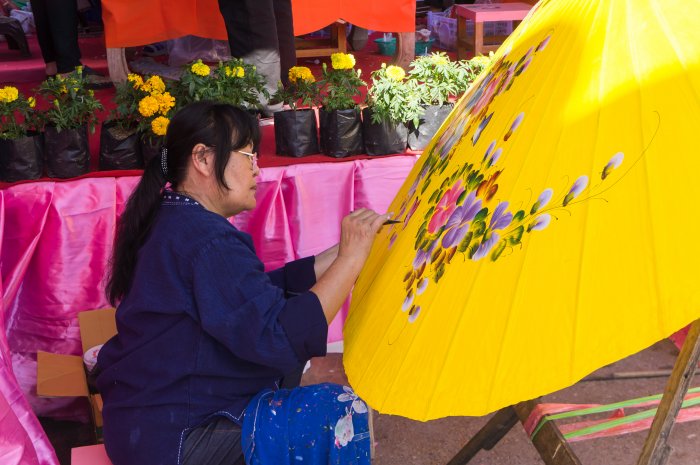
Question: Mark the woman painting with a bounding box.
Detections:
[97,101,388,464]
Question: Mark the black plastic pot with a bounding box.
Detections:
[0,132,44,182]
[361,107,408,156]
[407,103,454,151]
[99,121,142,170]
[274,109,319,157]
[139,136,163,166]
[45,125,90,179]
[318,108,364,158]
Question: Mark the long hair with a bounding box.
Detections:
[106,102,260,305]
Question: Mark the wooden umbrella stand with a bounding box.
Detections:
[446,318,700,465]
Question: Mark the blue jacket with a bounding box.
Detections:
[96,193,328,465]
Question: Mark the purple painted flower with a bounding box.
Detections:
[536,35,551,52]
[483,140,496,162]
[441,192,483,248]
[404,197,421,225]
[529,213,551,231]
[412,248,430,269]
[402,290,415,312]
[471,112,494,145]
[563,175,588,206]
[531,188,553,213]
[490,201,513,230]
[416,278,429,295]
[488,148,502,167]
[504,112,524,141]
[602,152,624,179]
[408,305,421,323]
[428,180,465,234]
[472,232,500,261]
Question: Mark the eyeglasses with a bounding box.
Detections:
[234,150,258,170]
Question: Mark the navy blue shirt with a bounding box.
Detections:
[96,193,328,465]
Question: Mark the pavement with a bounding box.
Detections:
[303,340,700,465]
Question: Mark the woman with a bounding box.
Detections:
[97,101,389,465]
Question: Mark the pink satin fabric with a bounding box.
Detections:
[0,156,416,460]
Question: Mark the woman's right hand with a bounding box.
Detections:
[337,209,391,270]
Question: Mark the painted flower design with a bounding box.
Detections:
[428,180,465,234]
[441,192,483,249]
[334,386,368,448]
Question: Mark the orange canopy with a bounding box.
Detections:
[102,0,415,48]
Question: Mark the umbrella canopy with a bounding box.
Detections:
[344,0,700,421]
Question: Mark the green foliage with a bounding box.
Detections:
[0,86,40,139]
[318,62,365,111]
[174,59,270,109]
[454,53,494,94]
[37,68,103,132]
[111,73,176,139]
[366,64,424,126]
[407,52,462,106]
[272,66,320,110]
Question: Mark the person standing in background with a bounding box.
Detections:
[217,0,296,116]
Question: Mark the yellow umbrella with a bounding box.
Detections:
[344,0,700,421]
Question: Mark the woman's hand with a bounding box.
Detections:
[310,209,390,324]
[337,209,390,269]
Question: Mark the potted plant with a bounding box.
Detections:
[0,86,43,182]
[108,73,175,167]
[37,67,103,178]
[317,52,365,157]
[455,53,494,95]
[406,52,461,150]
[272,66,320,157]
[363,64,423,156]
[175,58,269,110]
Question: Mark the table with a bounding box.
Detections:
[454,2,532,59]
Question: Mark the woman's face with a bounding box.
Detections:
[215,142,260,217]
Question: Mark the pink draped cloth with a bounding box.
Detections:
[0,155,416,462]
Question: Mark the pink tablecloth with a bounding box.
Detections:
[0,155,416,464]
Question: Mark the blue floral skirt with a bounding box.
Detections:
[242,383,371,465]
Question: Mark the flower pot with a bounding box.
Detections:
[0,132,44,182]
[361,107,407,156]
[139,135,163,166]
[99,121,142,170]
[407,103,454,151]
[44,125,90,179]
[274,109,319,157]
[374,37,397,56]
[319,109,364,158]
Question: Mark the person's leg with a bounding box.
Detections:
[273,0,296,87]
[44,0,81,73]
[181,416,245,465]
[29,0,57,73]
[218,0,281,115]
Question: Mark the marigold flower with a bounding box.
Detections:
[288,66,314,83]
[224,66,232,77]
[331,53,356,70]
[155,92,175,114]
[28,96,36,108]
[0,86,19,103]
[75,65,83,74]
[235,66,245,78]
[138,95,160,117]
[151,116,169,136]
[385,65,405,81]
[127,73,144,90]
[143,75,166,94]
[191,60,210,77]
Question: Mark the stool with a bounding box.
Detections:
[295,20,348,58]
[454,2,532,59]
[0,16,30,58]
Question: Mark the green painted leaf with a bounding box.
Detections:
[472,220,486,236]
[457,232,473,253]
[513,210,525,223]
[474,208,489,222]
[491,240,507,261]
[508,226,524,245]
[456,190,467,206]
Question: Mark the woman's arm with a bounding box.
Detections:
[313,244,339,279]
[310,209,389,324]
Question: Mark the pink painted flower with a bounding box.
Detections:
[428,180,465,234]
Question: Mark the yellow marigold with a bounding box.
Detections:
[235,66,245,78]
[385,65,405,81]
[191,60,210,77]
[138,95,160,117]
[28,96,36,108]
[127,73,144,90]
[142,75,166,94]
[0,86,19,103]
[76,65,83,74]
[60,85,68,94]
[330,53,356,70]
[155,92,175,114]
[288,66,314,84]
[224,66,232,77]
[151,116,169,136]
[430,54,450,65]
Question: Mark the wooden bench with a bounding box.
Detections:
[454,2,532,59]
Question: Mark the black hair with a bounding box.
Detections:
[106,101,260,305]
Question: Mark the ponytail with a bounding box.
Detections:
[106,151,167,305]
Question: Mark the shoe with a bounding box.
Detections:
[142,42,167,57]
[82,65,113,89]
